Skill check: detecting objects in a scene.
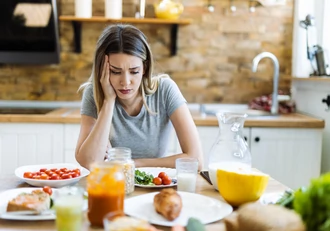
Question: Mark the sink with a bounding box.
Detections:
[0,108,55,115]
[188,104,273,117]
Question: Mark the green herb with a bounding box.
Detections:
[275,190,295,209]
[293,173,330,231]
[134,169,154,185]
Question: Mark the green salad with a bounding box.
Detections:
[134,169,154,185]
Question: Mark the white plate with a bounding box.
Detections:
[0,187,88,221]
[259,192,284,205]
[135,167,177,188]
[124,191,233,226]
[15,163,90,188]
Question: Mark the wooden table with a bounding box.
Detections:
[0,174,288,231]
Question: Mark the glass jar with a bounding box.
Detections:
[208,112,252,191]
[87,161,125,227]
[107,147,135,195]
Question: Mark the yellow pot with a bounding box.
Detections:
[216,167,269,207]
[154,0,184,20]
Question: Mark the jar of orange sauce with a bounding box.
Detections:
[87,161,125,227]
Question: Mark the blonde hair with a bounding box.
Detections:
[79,24,167,114]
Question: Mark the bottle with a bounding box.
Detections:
[208,112,252,191]
[87,161,125,227]
[105,0,122,19]
[107,147,135,195]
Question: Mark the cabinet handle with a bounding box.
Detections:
[254,137,260,142]
[244,136,248,141]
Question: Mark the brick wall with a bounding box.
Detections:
[0,0,293,103]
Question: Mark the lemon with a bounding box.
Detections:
[217,167,269,207]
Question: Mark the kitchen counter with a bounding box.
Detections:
[0,107,325,128]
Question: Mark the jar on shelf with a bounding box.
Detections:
[107,147,135,195]
[87,161,125,227]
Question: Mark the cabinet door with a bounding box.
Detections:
[197,126,250,170]
[0,123,64,176]
[63,124,81,164]
[250,128,322,189]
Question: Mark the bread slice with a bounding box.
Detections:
[6,189,50,213]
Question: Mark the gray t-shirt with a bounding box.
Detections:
[80,77,186,159]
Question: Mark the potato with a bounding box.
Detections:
[223,203,305,231]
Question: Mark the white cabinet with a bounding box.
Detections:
[0,123,64,176]
[63,124,80,164]
[292,80,330,173]
[250,128,322,190]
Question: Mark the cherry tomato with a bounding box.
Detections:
[43,186,52,196]
[153,177,162,185]
[23,172,33,178]
[33,175,41,180]
[73,168,81,175]
[45,169,52,175]
[158,172,167,179]
[162,176,172,185]
[39,168,47,172]
[61,173,72,179]
[50,174,60,180]
[51,168,57,171]
[60,168,67,172]
[70,172,79,178]
[40,173,49,180]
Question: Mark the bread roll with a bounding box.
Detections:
[153,188,182,221]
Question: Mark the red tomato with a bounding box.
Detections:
[45,169,52,175]
[33,175,41,180]
[61,173,72,179]
[60,168,67,172]
[40,173,49,180]
[162,176,172,185]
[39,168,47,172]
[69,172,79,178]
[73,168,81,175]
[50,174,60,180]
[153,177,162,185]
[23,172,33,178]
[51,168,57,171]
[55,169,62,175]
[158,172,167,179]
[43,186,52,196]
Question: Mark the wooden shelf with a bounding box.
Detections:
[59,16,192,55]
[292,77,330,82]
[59,16,192,25]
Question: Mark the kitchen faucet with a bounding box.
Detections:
[252,52,280,115]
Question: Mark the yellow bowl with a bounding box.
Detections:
[216,168,269,207]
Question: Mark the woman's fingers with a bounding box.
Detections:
[100,55,108,83]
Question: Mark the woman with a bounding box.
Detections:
[75,24,203,170]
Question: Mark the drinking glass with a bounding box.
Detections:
[53,186,84,231]
[176,158,199,193]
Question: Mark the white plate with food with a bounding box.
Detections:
[124,191,233,226]
[0,187,88,221]
[15,163,90,188]
[134,167,177,188]
[0,187,56,220]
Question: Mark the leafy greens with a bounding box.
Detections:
[134,169,154,185]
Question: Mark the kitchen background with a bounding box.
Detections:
[0,0,293,103]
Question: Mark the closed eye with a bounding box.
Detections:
[110,70,121,75]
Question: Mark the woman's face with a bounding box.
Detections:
[108,53,144,101]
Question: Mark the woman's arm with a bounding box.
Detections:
[75,100,115,169]
[76,55,117,169]
[134,104,204,170]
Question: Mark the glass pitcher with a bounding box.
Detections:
[208,112,252,191]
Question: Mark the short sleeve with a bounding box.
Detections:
[160,77,187,117]
[80,84,98,119]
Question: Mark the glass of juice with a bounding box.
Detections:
[87,161,125,227]
[53,186,84,231]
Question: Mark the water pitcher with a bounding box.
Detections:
[208,112,252,190]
